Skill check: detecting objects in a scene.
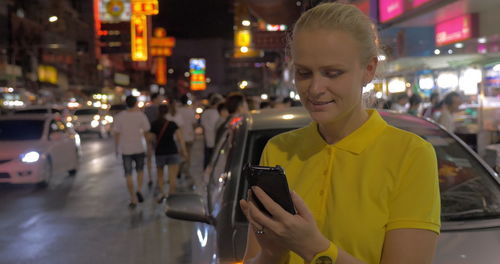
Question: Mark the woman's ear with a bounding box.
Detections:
[363,56,378,85]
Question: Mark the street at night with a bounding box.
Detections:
[3,0,500,263]
[0,135,205,264]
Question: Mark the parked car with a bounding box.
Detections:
[72,107,112,138]
[166,107,500,264]
[0,114,80,187]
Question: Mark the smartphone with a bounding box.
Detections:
[243,164,296,216]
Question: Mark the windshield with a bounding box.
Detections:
[241,123,500,222]
[74,109,99,116]
[0,120,45,140]
[14,109,61,114]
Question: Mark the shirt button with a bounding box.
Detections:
[319,190,325,196]
[323,170,328,175]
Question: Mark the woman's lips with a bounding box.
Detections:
[309,99,336,105]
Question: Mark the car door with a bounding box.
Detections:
[48,120,75,171]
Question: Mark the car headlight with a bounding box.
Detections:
[91,120,99,128]
[21,151,40,163]
[93,115,100,120]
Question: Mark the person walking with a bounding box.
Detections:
[240,3,440,264]
[177,94,197,183]
[149,104,188,203]
[201,94,223,168]
[113,95,150,209]
[143,92,164,188]
[407,94,422,116]
[436,92,462,133]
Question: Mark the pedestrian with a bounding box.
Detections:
[215,92,248,144]
[422,92,440,118]
[436,92,462,133]
[113,95,150,209]
[177,94,197,184]
[390,93,409,113]
[408,93,422,116]
[239,3,440,264]
[143,92,164,188]
[200,94,223,168]
[149,104,188,203]
[215,102,229,137]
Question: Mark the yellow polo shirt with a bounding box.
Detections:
[260,109,441,264]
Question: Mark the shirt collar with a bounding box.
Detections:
[308,109,388,155]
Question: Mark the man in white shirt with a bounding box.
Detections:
[437,92,462,133]
[113,95,151,209]
[391,93,409,113]
[177,95,197,180]
[201,94,223,168]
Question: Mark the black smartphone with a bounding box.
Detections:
[243,164,296,216]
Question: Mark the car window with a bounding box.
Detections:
[207,129,234,216]
[0,120,45,140]
[14,109,49,114]
[74,109,99,115]
[402,124,500,221]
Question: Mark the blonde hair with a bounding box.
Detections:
[292,2,380,65]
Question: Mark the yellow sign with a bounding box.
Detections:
[38,65,58,84]
[131,0,158,15]
[236,30,251,47]
[131,14,148,61]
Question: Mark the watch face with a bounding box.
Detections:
[315,256,333,264]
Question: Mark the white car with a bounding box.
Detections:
[0,114,80,186]
[72,108,112,138]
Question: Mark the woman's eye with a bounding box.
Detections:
[295,70,311,78]
[325,71,343,78]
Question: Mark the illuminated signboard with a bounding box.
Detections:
[435,14,476,47]
[379,0,404,23]
[38,65,58,84]
[236,30,251,47]
[99,0,131,22]
[131,14,148,61]
[190,58,206,91]
[131,0,158,15]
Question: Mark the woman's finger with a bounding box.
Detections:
[241,199,264,230]
[251,186,290,221]
[247,198,281,231]
[291,191,314,221]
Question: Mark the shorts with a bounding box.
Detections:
[122,153,145,176]
[156,154,181,167]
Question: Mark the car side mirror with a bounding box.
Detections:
[165,193,212,224]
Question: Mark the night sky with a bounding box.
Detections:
[152,0,234,39]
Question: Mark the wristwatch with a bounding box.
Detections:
[310,242,338,264]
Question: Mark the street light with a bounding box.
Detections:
[240,46,249,53]
[49,16,58,23]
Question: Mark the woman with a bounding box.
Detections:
[240,3,440,264]
[149,104,188,202]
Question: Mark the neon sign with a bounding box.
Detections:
[435,14,476,47]
[379,0,404,23]
[190,58,206,91]
[131,14,148,61]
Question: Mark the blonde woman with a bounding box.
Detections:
[240,3,440,264]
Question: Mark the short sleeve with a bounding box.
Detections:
[387,142,441,234]
[113,114,122,133]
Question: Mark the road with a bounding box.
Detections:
[0,135,205,264]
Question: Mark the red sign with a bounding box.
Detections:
[353,0,370,16]
[379,0,404,23]
[435,14,476,47]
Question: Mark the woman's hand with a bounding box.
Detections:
[240,187,330,262]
